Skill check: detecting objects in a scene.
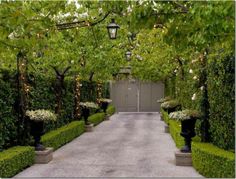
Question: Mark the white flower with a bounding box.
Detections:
[79,102,99,109]
[98,98,112,103]
[189,69,193,74]
[193,75,198,80]
[26,110,57,121]
[200,86,204,91]
[174,69,178,73]
[191,93,196,101]
[191,59,198,64]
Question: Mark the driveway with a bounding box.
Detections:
[15,113,202,177]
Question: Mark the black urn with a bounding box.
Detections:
[101,101,109,114]
[180,118,197,153]
[81,106,90,125]
[30,120,45,151]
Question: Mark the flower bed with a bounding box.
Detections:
[0,146,34,178]
[41,121,85,150]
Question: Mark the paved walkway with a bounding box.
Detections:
[15,113,202,177]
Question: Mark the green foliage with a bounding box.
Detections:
[169,120,184,149]
[107,105,116,116]
[207,54,235,150]
[0,73,17,150]
[192,142,235,178]
[0,146,34,178]
[161,108,170,125]
[88,113,105,126]
[41,121,85,150]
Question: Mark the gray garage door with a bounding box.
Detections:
[110,80,164,112]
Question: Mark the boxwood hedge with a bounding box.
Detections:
[192,142,235,178]
[107,105,116,116]
[0,146,34,178]
[88,113,105,126]
[41,121,85,150]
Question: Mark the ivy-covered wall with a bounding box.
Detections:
[0,70,110,150]
[164,55,235,150]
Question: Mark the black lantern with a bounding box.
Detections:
[125,51,132,61]
[107,18,120,39]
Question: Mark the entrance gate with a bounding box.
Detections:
[110,80,164,112]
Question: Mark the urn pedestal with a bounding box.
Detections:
[35,147,53,164]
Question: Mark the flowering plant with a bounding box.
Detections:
[26,109,57,121]
[161,100,180,110]
[79,102,99,109]
[98,98,112,103]
[157,96,172,103]
[169,109,202,121]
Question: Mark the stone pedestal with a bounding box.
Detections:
[175,150,192,166]
[164,125,169,133]
[85,124,94,132]
[35,147,53,164]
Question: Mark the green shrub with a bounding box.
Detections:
[161,108,170,124]
[107,105,116,116]
[0,146,34,178]
[169,120,185,148]
[192,142,235,178]
[88,113,105,126]
[41,121,85,150]
[207,55,235,150]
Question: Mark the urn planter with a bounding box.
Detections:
[30,120,45,151]
[180,118,197,153]
[81,106,91,125]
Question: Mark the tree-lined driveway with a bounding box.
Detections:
[15,113,202,177]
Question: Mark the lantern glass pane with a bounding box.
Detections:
[109,28,117,39]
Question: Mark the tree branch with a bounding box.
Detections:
[56,11,111,30]
[0,40,21,49]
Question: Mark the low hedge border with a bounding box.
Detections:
[41,121,85,150]
[107,105,116,116]
[192,142,235,178]
[161,108,170,124]
[88,113,105,126]
[0,146,34,178]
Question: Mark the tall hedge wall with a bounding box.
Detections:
[207,55,235,150]
[164,54,235,150]
[0,70,110,150]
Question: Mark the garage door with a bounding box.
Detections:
[110,80,164,112]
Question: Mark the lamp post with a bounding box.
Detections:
[107,18,120,39]
[125,51,132,61]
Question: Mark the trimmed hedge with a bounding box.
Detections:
[161,108,170,125]
[192,142,235,178]
[41,121,85,150]
[88,113,105,126]
[0,146,34,178]
[107,105,116,116]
